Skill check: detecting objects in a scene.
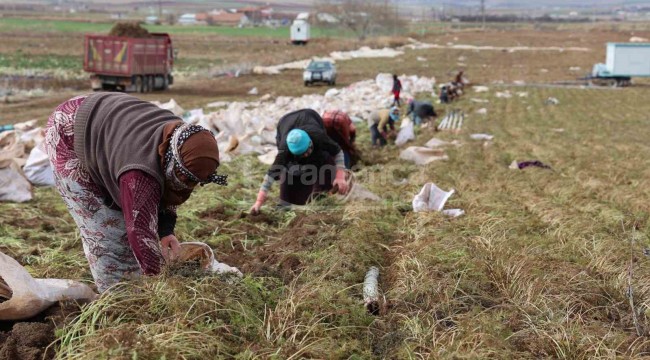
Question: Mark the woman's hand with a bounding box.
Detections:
[161,234,181,262]
[250,190,267,215]
[333,169,349,195]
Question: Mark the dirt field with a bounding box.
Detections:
[3,20,650,359]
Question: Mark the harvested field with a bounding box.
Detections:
[2,17,650,359]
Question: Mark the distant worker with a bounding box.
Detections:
[439,85,450,104]
[368,107,399,147]
[250,109,349,214]
[391,74,402,107]
[321,110,358,169]
[454,70,465,87]
[45,93,228,292]
[406,99,437,126]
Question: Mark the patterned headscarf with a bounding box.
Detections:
[163,123,227,190]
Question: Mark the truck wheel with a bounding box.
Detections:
[136,76,144,93]
[162,75,169,90]
[304,81,309,87]
[142,76,150,93]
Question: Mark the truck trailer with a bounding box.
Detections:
[83,33,174,92]
[590,42,650,87]
[290,13,310,45]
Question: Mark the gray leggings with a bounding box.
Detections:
[370,124,387,146]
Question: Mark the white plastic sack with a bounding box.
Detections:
[470,133,494,141]
[0,131,26,168]
[325,89,339,98]
[152,99,185,116]
[399,147,448,165]
[257,148,278,165]
[178,242,242,277]
[23,144,55,187]
[183,108,204,124]
[412,183,454,212]
[395,118,415,147]
[0,251,97,321]
[344,183,381,202]
[476,108,488,115]
[442,209,465,217]
[425,138,449,148]
[0,162,32,202]
[19,128,45,150]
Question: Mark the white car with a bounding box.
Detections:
[303,60,336,86]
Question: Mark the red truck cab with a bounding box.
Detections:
[83,32,174,92]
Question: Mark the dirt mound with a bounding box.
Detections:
[199,205,229,221]
[0,302,82,360]
[212,212,340,282]
[0,322,55,360]
[108,22,150,38]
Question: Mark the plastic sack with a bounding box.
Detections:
[152,99,185,116]
[0,162,32,202]
[0,251,96,321]
[425,138,449,148]
[257,148,278,165]
[0,131,26,168]
[23,144,55,187]
[412,183,454,212]
[470,133,494,141]
[399,147,448,165]
[178,242,243,277]
[395,117,415,147]
[442,209,465,217]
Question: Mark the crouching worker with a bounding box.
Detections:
[406,99,437,126]
[250,109,349,214]
[322,110,358,169]
[45,93,227,292]
[368,107,399,147]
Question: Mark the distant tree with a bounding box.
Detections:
[315,0,405,40]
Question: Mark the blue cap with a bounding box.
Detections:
[287,129,311,155]
[389,107,400,121]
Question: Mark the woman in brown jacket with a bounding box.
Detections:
[46,93,227,292]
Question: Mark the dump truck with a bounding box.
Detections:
[590,43,650,87]
[83,33,174,92]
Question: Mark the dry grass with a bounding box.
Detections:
[2,23,650,359]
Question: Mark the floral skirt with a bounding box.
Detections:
[45,96,141,292]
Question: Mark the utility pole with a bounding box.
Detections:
[158,0,162,19]
[481,0,485,30]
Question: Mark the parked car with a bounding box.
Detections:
[303,60,336,86]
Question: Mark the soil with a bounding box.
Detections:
[0,301,81,360]
[213,212,338,283]
[108,22,150,38]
